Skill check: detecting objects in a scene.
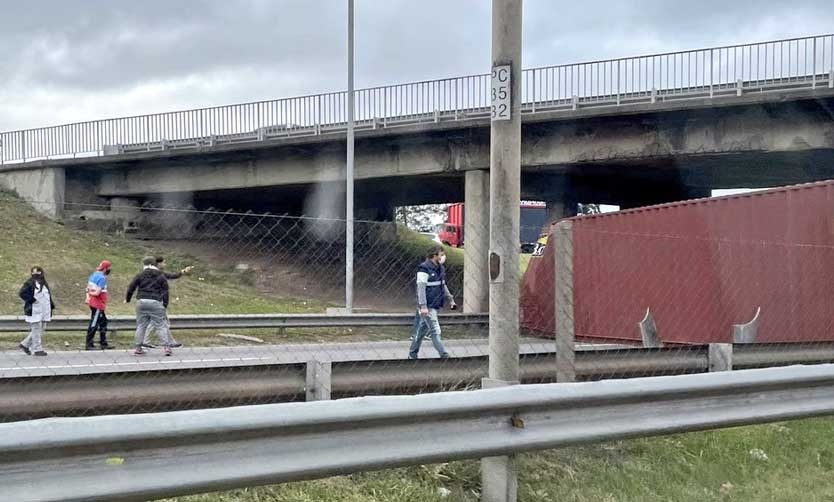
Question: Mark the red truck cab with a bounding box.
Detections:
[438,202,546,250]
[438,203,464,247]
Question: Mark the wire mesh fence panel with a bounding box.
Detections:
[0,197,500,422]
[4,182,834,423]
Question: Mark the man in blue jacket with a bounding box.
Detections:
[408,246,456,359]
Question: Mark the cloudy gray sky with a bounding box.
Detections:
[1,0,832,130]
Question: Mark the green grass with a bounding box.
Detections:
[166,417,834,501]
[393,225,464,267]
[0,191,323,317]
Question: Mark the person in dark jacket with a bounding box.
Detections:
[19,266,55,357]
[126,256,173,356]
[408,246,456,359]
[140,256,193,349]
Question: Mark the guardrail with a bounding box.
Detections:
[4,342,834,422]
[0,312,489,332]
[3,364,834,502]
[1,34,832,164]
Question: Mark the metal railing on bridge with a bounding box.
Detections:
[1,34,832,164]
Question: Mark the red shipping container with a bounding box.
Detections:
[520,180,834,344]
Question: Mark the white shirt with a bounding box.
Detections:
[25,282,52,323]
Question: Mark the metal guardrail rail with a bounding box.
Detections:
[1,34,832,164]
[3,364,834,502]
[3,342,834,422]
[0,312,488,332]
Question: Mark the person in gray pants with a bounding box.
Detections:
[125,256,173,356]
[140,256,194,349]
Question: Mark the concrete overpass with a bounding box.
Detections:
[1,34,832,222]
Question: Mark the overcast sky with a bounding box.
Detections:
[1,0,832,130]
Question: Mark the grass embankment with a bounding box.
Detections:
[0,195,481,349]
[167,417,834,501]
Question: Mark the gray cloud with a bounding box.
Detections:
[1,0,832,129]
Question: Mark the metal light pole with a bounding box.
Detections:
[345,0,355,312]
[481,0,522,501]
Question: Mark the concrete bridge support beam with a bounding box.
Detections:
[0,167,65,220]
[463,169,490,314]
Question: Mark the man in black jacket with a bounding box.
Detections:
[126,256,173,356]
[140,256,194,349]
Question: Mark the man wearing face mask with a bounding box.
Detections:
[408,245,457,359]
[85,260,113,350]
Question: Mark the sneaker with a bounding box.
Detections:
[101,344,115,350]
[440,353,450,359]
[140,343,157,349]
[33,351,47,357]
[85,345,97,351]
[134,348,147,356]
[163,347,172,357]
[19,344,31,355]
[170,342,183,348]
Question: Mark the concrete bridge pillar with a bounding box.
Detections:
[545,196,578,226]
[463,169,489,313]
[0,167,65,220]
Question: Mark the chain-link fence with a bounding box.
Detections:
[0,196,517,421]
[4,184,834,423]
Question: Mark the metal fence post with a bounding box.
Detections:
[531,71,536,113]
[710,49,714,98]
[736,79,743,96]
[554,220,575,383]
[709,343,733,372]
[813,38,817,89]
[306,359,332,401]
[829,69,833,88]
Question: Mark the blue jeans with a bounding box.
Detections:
[408,308,449,359]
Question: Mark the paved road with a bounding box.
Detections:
[0,339,623,378]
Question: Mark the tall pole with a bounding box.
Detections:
[345,0,355,312]
[481,1,522,501]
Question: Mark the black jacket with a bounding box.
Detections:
[125,268,170,307]
[19,278,56,317]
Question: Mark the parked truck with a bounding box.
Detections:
[438,201,547,252]
[521,180,834,345]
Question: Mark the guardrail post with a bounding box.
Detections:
[736,79,743,96]
[638,308,661,348]
[306,359,332,401]
[829,70,833,89]
[709,343,733,372]
[651,87,657,104]
[571,95,578,111]
[554,220,575,383]
[732,307,761,344]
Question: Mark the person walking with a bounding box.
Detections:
[408,246,456,359]
[85,260,113,350]
[18,266,54,357]
[140,256,193,349]
[126,256,173,356]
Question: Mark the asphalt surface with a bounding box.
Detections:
[0,338,571,378]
